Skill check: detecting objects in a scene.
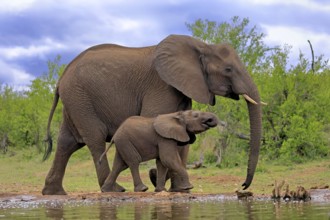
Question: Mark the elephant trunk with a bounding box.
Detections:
[242,87,262,190]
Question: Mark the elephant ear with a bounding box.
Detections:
[177,132,196,146]
[153,112,190,143]
[154,35,213,105]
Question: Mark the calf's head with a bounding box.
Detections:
[153,110,218,144]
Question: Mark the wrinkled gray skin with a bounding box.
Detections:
[42,34,262,195]
[99,110,218,192]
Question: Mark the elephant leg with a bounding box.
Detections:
[178,145,189,168]
[85,136,125,192]
[155,159,168,192]
[149,147,190,192]
[67,105,125,193]
[169,145,191,192]
[149,168,171,188]
[159,143,193,192]
[102,151,127,192]
[129,164,148,192]
[42,120,83,195]
[115,139,147,192]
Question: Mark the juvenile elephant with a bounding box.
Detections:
[99,110,219,192]
[42,34,263,195]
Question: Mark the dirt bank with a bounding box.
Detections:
[1,189,330,209]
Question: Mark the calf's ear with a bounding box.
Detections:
[177,132,196,146]
[153,112,189,142]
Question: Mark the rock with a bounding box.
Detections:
[235,190,253,199]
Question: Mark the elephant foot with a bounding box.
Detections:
[169,188,191,193]
[101,186,126,192]
[169,183,193,193]
[155,187,167,192]
[42,185,67,195]
[101,183,126,192]
[114,182,126,192]
[134,184,148,192]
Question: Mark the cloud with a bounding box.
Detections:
[0,1,176,88]
[239,0,330,12]
[261,24,330,60]
[0,38,66,60]
[80,15,163,47]
[0,60,35,88]
[0,0,329,88]
[0,0,36,13]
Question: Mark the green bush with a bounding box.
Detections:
[0,56,65,154]
[187,16,330,166]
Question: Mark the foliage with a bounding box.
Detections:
[0,56,65,154]
[186,16,277,73]
[187,17,330,166]
[260,53,330,162]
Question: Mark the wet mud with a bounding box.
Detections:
[1,189,330,209]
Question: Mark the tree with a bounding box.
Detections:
[0,85,24,151]
[24,55,65,152]
[261,52,330,162]
[186,16,277,73]
[187,17,330,165]
[0,56,65,154]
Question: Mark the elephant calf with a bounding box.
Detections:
[99,110,218,192]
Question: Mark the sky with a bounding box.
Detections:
[1,0,329,89]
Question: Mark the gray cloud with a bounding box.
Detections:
[0,0,329,87]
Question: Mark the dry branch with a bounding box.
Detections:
[307,40,315,73]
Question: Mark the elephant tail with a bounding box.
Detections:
[43,87,60,161]
[98,139,114,164]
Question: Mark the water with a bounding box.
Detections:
[1,198,330,219]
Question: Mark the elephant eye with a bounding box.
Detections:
[225,67,232,73]
[192,112,199,118]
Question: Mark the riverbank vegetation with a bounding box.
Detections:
[0,16,329,168]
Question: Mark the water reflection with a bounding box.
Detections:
[272,200,330,220]
[98,202,190,220]
[2,199,330,219]
[151,203,190,220]
[45,206,64,219]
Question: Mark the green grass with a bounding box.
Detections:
[1,147,329,196]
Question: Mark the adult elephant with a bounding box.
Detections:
[42,34,262,195]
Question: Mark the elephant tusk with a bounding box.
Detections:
[242,94,258,105]
[242,94,267,105]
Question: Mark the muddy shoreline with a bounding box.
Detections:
[1,189,330,209]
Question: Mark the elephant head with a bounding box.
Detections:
[154,35,262,189]
[153,110,219,145]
